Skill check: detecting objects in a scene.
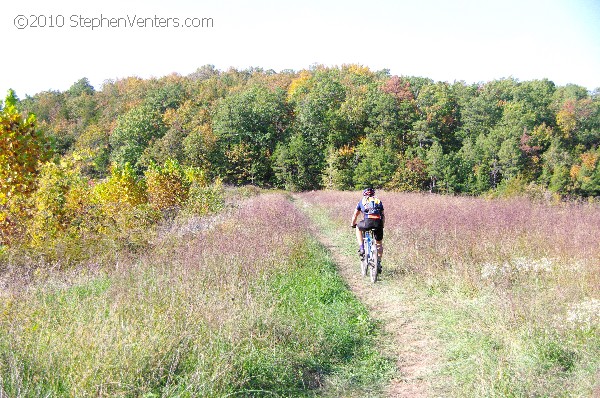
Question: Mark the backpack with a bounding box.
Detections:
[361,196,382,215]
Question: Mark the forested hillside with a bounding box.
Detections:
[2,64,599,251]
[10,64,600,195]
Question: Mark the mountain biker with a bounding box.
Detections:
[351,188,385,274]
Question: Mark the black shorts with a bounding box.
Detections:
[358,218,384,241]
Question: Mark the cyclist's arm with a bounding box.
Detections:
[381,209,385,227]
[351,208,361,227]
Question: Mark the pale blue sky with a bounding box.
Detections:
[2,0,599,98]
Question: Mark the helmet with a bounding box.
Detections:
[362,188,375,197]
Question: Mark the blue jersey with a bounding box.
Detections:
[356,196,384,218]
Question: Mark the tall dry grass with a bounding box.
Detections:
[299,190,600,397]
[0,193,389,397]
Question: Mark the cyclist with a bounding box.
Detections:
[351,187,385,273]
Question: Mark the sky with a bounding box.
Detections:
[2,0,599,98]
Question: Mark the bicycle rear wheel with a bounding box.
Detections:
[360,250,367,277]
[360,231,369,277]
[369,259,378,282]
[361,257,367,277]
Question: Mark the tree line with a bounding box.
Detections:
[8,64,600,197]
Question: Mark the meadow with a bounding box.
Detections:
[0,193,392,397]
[1,188,598,397]
[299,191,600,397]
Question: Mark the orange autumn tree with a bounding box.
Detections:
[0,90,52,246]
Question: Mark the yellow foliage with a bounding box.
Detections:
[162,107,178,125]
[1,90,52,245]
[581,152,598,170]
[338,145,355,157]
[342,64,372,76]
[287,71,313,100]
[93,163,146,212]
[185,167,210,187]
[145,159,190,211]
[28,158,91,246]
[556,108,576,138]
[570,165,581,180]
[90,163,156,243]
[532,123,552,142]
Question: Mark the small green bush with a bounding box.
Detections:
[184,178,224,216]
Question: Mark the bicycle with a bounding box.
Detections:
[360,228,378,283]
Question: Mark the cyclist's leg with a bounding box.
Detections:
[375,239,383,273]
[374,222,384,272]
[374,222,383,256]
[355,226,364,247]
[356,220,366,256]
[376,240,383,259]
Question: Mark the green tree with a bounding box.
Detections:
[353,132,397,189]
[144,75,186,113]
[322,145,356,190]
[413,82,460,151]
[425,140,459,193]
[513,79,555,127]
[454,138,483,193]
[109,104,166,170]
[213,85,288,185]
[541,138,572,191]
[73,124,111,177]
[294,70,346,145]
[549,165,570,193]
[456,82,504,141]
[497,138,522,182]
[371,78,417,152]
[67,77,95,97]
[273,132,322,191]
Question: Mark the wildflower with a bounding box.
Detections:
[513,257,553,273]
[566,298,600,329]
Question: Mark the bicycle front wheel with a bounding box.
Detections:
[369,235,378,282]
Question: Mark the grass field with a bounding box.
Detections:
[1,189,598,397]
[299,191,600,397]
[0,194,392,397]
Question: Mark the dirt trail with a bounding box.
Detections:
[300,206,442,397]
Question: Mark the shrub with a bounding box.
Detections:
[93,163,156,248]
[0,90,52,246]
[27,157,101,261]
[184,178,224,216]
[145,159,190,212]
[94,163,146,212]
[73,124,110,177]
